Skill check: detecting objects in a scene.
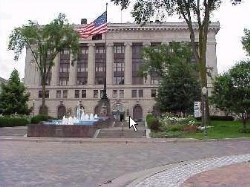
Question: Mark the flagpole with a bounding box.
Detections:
[102,2,108,99]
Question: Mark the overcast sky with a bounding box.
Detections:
[0,0,249,79]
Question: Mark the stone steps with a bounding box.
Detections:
[97,121,146,138]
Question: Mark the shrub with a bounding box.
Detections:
[146,114,161,131]
[31,115,54,124]
[195,116,234,121]
[0,116,29,127]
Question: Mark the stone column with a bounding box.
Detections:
[51,55,59,86]
[69,54,77,85]
[106,42,113,86]
[125,42,132,85]
[88,43,95,85]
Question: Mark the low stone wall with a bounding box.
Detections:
[27,118,114,138]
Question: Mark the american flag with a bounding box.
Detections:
[77,11,107,39]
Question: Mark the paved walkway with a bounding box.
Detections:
[130,154,250,187]
[1,127,250,186]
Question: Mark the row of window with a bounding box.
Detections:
[38,89,157,99]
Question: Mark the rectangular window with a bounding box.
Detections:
[38,90,49,98]
[139,89,143,98]
[81,47,88,54]
[76,77,87,85]
[56,90,61,98]
[59,77,69,86]
[95,46,105,53]
[132,90,137,98]
[93,90,98,98]
[75,90,80,98]
[119,90,124,98]
[113,77,124,85]
[151,89,157,97]
[95,77,104,85]
[63,90,68,98]
[114,44,125,53]
[59,63,70,73]
[112,90,118,98]
[82,90,86,98]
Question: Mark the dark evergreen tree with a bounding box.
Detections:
[0,69,31,115]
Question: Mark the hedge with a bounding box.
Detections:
[0,116,29,127]
[195,115,234,121]
[30,115,55,124]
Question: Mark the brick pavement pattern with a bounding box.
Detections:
[0,140,250,186]
[133,154,250,187]
[181,162,250,187]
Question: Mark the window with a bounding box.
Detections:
[139,89,143,98]
[56,90,61,98]
[119,90,124,98]
[59,77,69,86]
[113,77,124,85]
[151,89,157,97]
[63,90,68,98]
[95,77,104,85]
[81,47,88,54]
[132,90,137,98]
[77,63,88,72]
[95,46,105,53]
[38,90,49,98]
[95,63,105,72]
[82,90,86,98]
[59,63,70,73]
[112,90,118,98]
[151,76,160,85]
[75,90,80,98]
[77,77,87,85]
[93,90,98,98]
[114,44,125,53]
[60,49,70,55]
[113,62,125,72]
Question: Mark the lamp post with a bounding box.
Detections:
[202,87,207,137]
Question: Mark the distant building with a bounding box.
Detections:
[24,21,220,120]
[0,77,7,93]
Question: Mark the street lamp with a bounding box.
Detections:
[202,87,207,136]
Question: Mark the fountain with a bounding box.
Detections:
[47,102,99,126]
[27,101,113,138]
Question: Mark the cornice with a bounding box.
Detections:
[74,21,220,33]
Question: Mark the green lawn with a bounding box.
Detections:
[181,120,250,140]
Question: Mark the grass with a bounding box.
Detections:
[181,120,250,140]
[151,120,250,140]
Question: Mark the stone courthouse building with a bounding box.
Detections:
[24,21,220,121]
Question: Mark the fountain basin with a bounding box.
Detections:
[27,118,114,138]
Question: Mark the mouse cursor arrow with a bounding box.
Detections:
[129,116,138,132]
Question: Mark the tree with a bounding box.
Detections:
[140,42,193,77]
[111,0,241,123]
[8,13,80,115]
[210,61,250,130]
[242,28,250,56]
[140,42,200,115]
[156,61,201,115]
[0,69,31,115]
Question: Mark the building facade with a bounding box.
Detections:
[24,22,220,120]
[0,77,7,94]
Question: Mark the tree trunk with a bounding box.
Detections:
[40,76,47,115]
